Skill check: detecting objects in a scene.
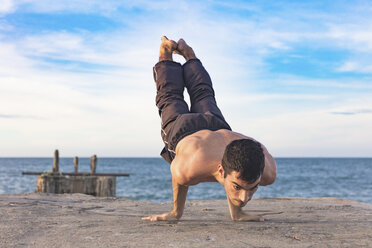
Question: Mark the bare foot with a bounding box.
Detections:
[159,36,178,62]
[174,38,196,61]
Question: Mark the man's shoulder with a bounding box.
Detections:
[188,128,244,139]
[175,129,246,157]
[191,129,249,144]
[175,130,216,155]
[179,129,227,146]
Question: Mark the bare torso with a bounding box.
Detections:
[173,129,275,186]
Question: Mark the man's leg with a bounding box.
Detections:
[154,37,189,149]
[177,39,228,122]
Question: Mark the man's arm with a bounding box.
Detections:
[142,158,188,221]
[259,144,277,186]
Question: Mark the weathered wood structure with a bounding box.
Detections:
[73,156,78,173]
[35,174,116,197]
[52,150,59,173]
[22,150,129,197]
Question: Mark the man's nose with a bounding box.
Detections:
[240,191,251,203]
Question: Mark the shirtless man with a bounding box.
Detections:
[142,36,277,222]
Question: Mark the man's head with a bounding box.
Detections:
[219,139,265,207]
[221,139,265,183]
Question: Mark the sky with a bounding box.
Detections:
[0,0,371,157]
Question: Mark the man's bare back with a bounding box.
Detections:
[173,129,276,187]
[142,37,277,222]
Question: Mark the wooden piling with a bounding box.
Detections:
[73,156,79,173]
[90,155,97,174]
[52,149,59,173]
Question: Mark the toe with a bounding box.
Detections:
[171,40,178,50]
[177,39,185,48]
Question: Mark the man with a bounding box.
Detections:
[142,36,277,222]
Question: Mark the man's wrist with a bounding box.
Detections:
[170,209,182,219]
[228,203,243,220]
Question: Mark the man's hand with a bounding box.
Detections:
[227,197,264,222]
[142,211,180,222]
[231,211,265,222]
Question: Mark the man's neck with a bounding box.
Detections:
[212,170,225,185]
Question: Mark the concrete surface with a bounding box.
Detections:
[0,193,371,247]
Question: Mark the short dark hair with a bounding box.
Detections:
[221,139,265,183]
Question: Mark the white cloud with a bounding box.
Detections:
[337,61,359,72]
[0,0,15,14]
[1,0,198,16]
[331,109,372,115]
[337,61,372,73]
[22,32,84,55]
[327,23,372,52]
[277,75,372,90]
[0,0,119,14]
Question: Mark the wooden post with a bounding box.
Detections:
[73,156,79,173]
[52,149,59,173]
[90,155,97,174]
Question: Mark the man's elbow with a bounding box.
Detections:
[171,165,192,186]
[267,169,277,185]
[175,174,191,186]
[260,163,277,186]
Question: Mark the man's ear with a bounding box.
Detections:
[217,164,224,178]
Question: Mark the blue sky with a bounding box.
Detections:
[0,0,371,157]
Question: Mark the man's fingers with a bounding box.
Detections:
[142,215,157,221]
[253,216,265,222]
[252,215,264,222]
[142,212,178,222]
[248,215,264,222]
[141,215,162,222]
[236,214,265,222]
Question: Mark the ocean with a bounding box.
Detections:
[0,157,371,203]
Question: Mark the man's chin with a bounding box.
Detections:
[233,200,247,208]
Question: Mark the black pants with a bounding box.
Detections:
[153,59,231,164]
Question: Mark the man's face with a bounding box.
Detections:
[223,171,261,208]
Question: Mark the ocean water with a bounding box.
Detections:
[0,158,371,203]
